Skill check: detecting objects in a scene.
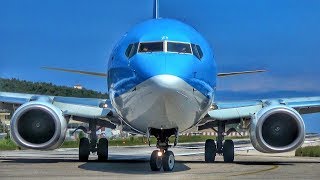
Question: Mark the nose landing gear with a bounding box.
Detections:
[148,128,177,172]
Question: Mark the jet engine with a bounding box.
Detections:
[250,103,305,153]
[10,100,67,150]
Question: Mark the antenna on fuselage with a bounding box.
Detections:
[153,0,159,19]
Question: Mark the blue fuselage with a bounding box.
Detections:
[107,18,217,133]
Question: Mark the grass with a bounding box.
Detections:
[0,138,19,150]
[0,135,248,150]
[295,146,320,157]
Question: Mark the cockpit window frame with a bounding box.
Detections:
[166,41,193,55]
[125,44,133,58]
[134,40,203,60]
[125,42,139,59]
[138,41,165,53]
[191,43,203,60]
[196,44,203,59]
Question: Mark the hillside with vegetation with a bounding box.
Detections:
[0,78,108,98]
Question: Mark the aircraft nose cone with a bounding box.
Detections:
[152,75,183,89]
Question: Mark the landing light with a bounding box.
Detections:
[157,151,163,157]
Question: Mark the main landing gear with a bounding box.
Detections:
[205,121,234,163]
[78,120,108,162]
[148,128,178,171]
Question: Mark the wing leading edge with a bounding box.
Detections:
[42,67,107,77]
[0,92,119,126]
[217,70,266,77]
[204,96,320,122]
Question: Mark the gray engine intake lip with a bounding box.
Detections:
[254,107,305,153]
[11,103,62,150]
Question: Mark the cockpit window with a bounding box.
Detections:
[138,42,163,53]
[196,45,203,59]
[191,44,203,59]
[125,44,133,57]
[125,43,139,58]
[167,42,192,54]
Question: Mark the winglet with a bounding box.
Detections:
[217,70,266,77]
[42,67,107,77]
[153,0,159,19]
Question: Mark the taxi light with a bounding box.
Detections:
[157,151,163,157]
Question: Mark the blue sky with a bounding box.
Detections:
[1,0,320,132]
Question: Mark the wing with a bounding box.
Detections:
[217,70,266,77]
[197,96,320,154]
[0,92,120,128]
[42,67,107,77]
[197,96,320,130]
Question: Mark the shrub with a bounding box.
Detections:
[295,146,320,157]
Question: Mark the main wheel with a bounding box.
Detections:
[150,150,162,171]
[223,139,234,163]
[162,151,175,172]
[97,138,108,161]
[79,137,90,162]
[205,139,216,163]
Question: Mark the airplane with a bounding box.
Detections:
[1,0,320,172]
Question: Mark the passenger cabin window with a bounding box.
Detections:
[138,42,163,53]
[191,44,203,59]
[167,42,192,54]
[125,43,139,58]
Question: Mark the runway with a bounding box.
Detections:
[1,136,320,179]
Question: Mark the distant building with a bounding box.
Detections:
[180,126,249,137]
[0,109,11,126]
[74,84,83,90]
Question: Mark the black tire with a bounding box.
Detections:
[205,139,216,163]
[150,150,162,171]
[97,138,108,161]
[223,139,234,163]
[79,137,90,162]
[162,151,175,172]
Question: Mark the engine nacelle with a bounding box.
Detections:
[250,103,305,153]
[10,100,67,150]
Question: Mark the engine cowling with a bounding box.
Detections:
[10,100,67,150]
[250,103,305,153]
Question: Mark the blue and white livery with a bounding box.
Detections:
[1,0,319,172]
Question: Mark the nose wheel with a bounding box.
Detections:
[150,150,163,171]
[162,150,175,171]
[150,150,175,171]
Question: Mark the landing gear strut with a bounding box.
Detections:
[148,128,177,171]
[205,121,234,163]
[78,120,108,162]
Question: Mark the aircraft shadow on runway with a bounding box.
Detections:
[0,158,191,174]
[78,160,191,174]
[0,158,79,164]
[2,158,320,174]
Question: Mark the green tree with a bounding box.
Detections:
[0,78,108,98]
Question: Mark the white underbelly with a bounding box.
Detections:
[111,75,212,133]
